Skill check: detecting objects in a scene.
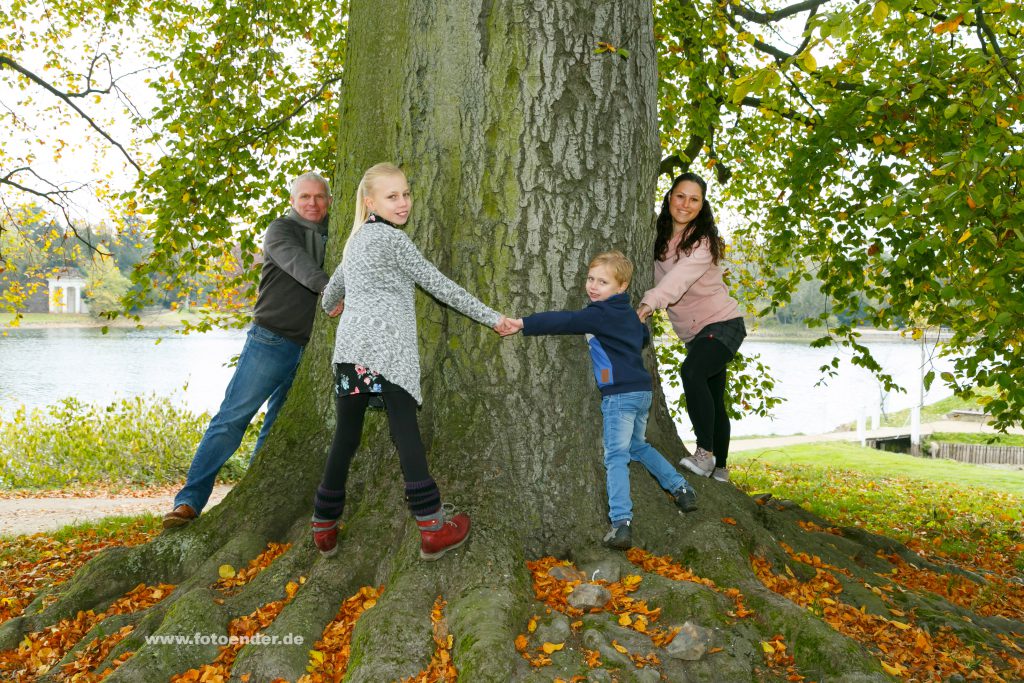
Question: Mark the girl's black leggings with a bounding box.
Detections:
[314,387,439,521]
[680,338,735,467]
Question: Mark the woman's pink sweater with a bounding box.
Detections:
[639,234,740,343]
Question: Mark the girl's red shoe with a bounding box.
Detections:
[417,511,470,560]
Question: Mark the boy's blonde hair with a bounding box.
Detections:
[589,250,633,286]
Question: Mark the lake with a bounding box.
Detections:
[0,326,956,437]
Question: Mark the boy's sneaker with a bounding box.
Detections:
[673,486,698,512]
[712,466,731,483]
[312,519,339,557]
[603,521,632,550]
[680,447,715,478]
[418,504,471,560]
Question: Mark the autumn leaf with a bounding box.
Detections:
[541,642,564,654]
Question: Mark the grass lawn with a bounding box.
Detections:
[732,441,1024,496]
[879,390,998,427]
[927,431,1024,447]
[731,441,1024,567]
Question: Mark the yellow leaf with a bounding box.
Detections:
[542,642,564,654]
[890,620,912,630]
[528,616,537,633]
[872,134,885,146]
[996,114,1010,128]
[309,650,324,664]
[801,51,817,72]
[881,661,904,675]
[285,581,299,598]
[957,229,971,244]
[761,641,776,654]
[612,640,628,654]
[618,614,632,626]
[872,1,889,24]
[218,564,236,579]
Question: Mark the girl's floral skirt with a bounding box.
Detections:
[333,362,402,399]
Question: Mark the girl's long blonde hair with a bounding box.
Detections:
[344,162,406,258]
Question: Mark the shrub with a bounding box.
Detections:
[0,395,259,489]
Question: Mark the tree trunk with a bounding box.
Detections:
[2,1,1020,682]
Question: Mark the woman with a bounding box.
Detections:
[636,173,745,483]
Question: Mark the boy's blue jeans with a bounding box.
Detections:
[173,324,302,514]
[601,390,688,525]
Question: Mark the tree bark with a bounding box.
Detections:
[2,1,1020,682]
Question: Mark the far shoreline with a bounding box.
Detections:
[0,310,212,331]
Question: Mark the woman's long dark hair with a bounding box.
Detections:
[654,172,723,264]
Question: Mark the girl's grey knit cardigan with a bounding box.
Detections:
[321,220,500,403]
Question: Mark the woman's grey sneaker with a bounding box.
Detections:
[673,486,698,512]
[680,447,715,478]
[712,466,731,483]
[603,521,632,550]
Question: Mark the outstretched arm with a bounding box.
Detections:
[393,232,501,328]
[639,239,713,312]
[321,263,346,314]
[521,307,602,336]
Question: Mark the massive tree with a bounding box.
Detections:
[1,1,1023,682]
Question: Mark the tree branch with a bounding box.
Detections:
[0,55,141,172]
[222,73,344,148]
[740,96,815,126]
[733,0,830,24]
[975,7,1022,91]
[659,135,705,177]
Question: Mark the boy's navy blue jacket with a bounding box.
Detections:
[522,292,652,397]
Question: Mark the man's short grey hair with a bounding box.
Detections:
[290,172,332,198]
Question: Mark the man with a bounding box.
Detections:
[163,172,335,528]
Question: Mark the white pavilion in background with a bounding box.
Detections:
[47,269,89,314]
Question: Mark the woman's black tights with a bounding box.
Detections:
[680,338,734,467]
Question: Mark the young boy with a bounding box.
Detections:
[507,251,697,549]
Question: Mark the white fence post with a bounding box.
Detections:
[910,407,921,456]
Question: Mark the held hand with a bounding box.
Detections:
[328,300,345,318]
[636,303,652,323]
[493,316,522,337]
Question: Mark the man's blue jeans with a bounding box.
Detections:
[174,324,302,514]
[601,391,688,525]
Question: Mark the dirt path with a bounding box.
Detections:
[3,419,1020,537]
[0,485,233,537]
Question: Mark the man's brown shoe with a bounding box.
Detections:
[163,504,197,529]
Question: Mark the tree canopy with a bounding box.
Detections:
[1,0,1021,425]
